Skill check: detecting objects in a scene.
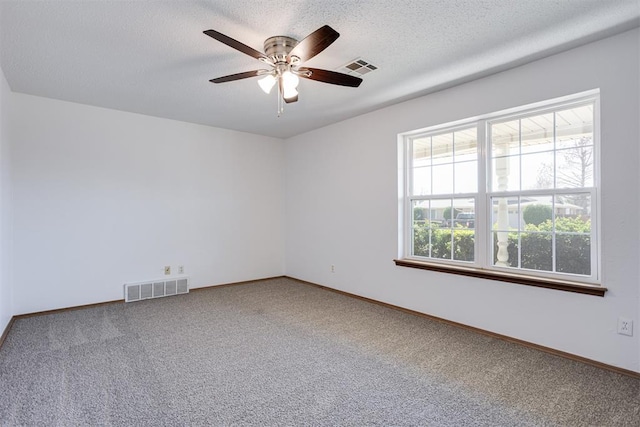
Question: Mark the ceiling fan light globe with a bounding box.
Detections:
[281,70,300,89]
[283,86,298,101]
[258,74,276,94]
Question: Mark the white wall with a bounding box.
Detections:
[285,29,640,372]
[0,65,13,332]
[11,94,285,314]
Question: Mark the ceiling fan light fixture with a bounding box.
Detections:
[258,74,277,94]
[282,86,298,101]
[281,70,300,100]
[281,70,300,101]
[281,70,299,89]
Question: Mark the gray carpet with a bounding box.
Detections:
[0,278,638,426]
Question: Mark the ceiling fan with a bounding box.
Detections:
[203,25,362,109]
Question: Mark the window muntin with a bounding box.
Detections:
[403,94,598,284]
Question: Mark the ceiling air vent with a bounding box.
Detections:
[339,58,377,77]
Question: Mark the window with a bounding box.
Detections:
[399,91,600,288]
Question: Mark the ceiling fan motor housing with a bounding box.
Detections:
[263,36,299,64]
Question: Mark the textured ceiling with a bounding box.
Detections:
[1,1,638,138]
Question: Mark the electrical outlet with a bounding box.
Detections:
[178,265,184,274]
[164,266,171,275]
[331,265,335,273]
[617,317,633,336]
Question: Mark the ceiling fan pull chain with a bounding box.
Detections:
[277,90,283,117]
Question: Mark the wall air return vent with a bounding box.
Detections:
[124,277,189,302]
[338,58,377,77]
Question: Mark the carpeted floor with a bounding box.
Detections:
[0,277,638,426]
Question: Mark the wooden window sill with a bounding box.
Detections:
[393,259,606,297]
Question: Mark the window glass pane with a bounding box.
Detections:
[556,234,591,275]
[412,200,431,258]
[491,119,520,156]
[556,104,593,149]
[454,161,477,194]
[412,166,431,195]
[491,197,517,268]
[554,192,591,276]
[431,198,454,260]
[521,113,554,154]
[432,164,453,194]
[492,196,519,231]
[454,229,474,262]
[452,198,474,225]
[522,196,552,230]
[454,128,477,162]
[452,199,474,262]
[556,146,593,188]
[493,229,517,268]
[412,136,431,160]
[556,193,591,223]
[521,232,552,271]
[521,151,554,190]
[491,155,520,192]
[412,200,430,222]
[431,133,453,165]
[433,229,452,260]
[431,198,452,227]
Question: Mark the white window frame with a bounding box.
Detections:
[399,90,600,285]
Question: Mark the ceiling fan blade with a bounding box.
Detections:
[288,25,339,62]
[203,29,267,60]
[209,70,264,83]
[298,68,362,87]
[284,94,298,103]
